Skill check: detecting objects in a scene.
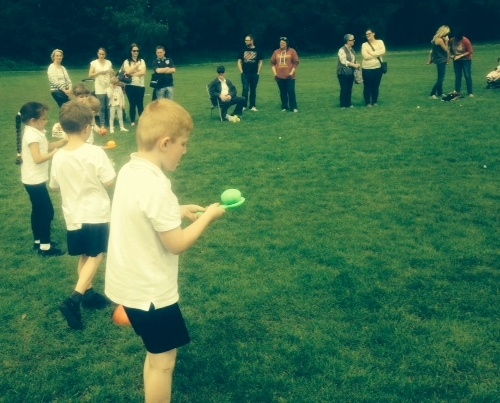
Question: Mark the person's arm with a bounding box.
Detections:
[237,59,243,73]
[271,52,277,76]
[48,138,67,152]
[208,80,220,99]
[290,50,299,76]
[158,203,225,255]
[29,142,58,164]
[257,59,263,74]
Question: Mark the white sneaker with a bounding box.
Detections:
[110,128,115,133]
[120,127,129,132]
[226,114,235,122]
[292,109,298,113]
[250,107,258,112]
[281,109,287,112]
[242,107,246,111]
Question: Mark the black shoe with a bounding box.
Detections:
[38,246,65,257]
[82,292,110,310]
[33,241,59,251]
[59,298,83,330]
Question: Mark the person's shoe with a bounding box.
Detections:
[59,298,83,330]
[38,247,65,257]
[109,128,114,134]
[372,103,378,107]
[131,122,135,127]
[233,116,241,123]
[242,107,246,111]
[226,114,235,122]
[281,109,287,112]
[33,241,58,251]
[120,127,129,132]
[250,107,258,112]
[292,109,299,113]
[430,95,439,99]
[82,292,110,310]
[468,94,474,98]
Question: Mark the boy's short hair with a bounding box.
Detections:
[60,101,94,134]
[136,99,193,151]
[83,96,101,114]
[73,83,91,97]
[216,65,225,74]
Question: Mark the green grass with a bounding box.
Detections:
[0,45,499,402]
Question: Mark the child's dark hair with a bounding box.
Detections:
[15,102,49,164]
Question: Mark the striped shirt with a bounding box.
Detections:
[47,63,72,91]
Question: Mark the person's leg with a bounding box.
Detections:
[74,254,104,295]
[371,68,383,104]
[125,85,137,123]
[219,100,230,118]
[144,350,177,403]
[95,94,107,128]
[25,184,54,245]
[453,61,463,93]
[231,96,246,116]
[463,60,473,95]
[249,74,259,108]
[241,73,250,108]
[109,106,116,132]
[346,75,354,107]
[117,106,126,129]
[276,79,288,110]
[338,75,346,107]
[51,90,69,108]
[287,79,297,110]
[362,69,372,105]
[166,87,174,100]
[155,87,167,99]
[137,86,145,117]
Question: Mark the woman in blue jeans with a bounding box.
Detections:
[428,25,450,99]
[450,33,474,97]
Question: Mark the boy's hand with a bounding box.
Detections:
[180,204,205,222]
[204,203,226,221]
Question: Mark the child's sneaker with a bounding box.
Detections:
[110,128,115,134]
[120,127,129,132]
[33,241,58,251]
[82,292,110,309]
[38,247,65,257]
[59,298,83,330]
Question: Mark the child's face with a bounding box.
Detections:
[162,132,190,172]
[30,112,48,131]
[76,94,90,102]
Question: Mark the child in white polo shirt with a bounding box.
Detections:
[50,101,116,330]
[105,99,225,402]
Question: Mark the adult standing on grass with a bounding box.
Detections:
[47,49,72,108]
[361,29,386,107]
[337,34,360,109]
[271,37,300,112]
[151,45,176,100]
[238,34,263,111]
[105,99,225,402]
[89,47,113,129]
[16,102,66,256]
[450,32,474,97]
[428,25,451,99]
[122,43,147,126]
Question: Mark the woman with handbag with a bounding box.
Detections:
[122,43,146,126]
[47,49,72,108]
[361,29,386,107]
[337,34,361,109]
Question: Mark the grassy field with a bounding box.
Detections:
[0,44,499,402]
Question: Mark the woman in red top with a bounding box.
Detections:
[450,32,474,97]
[271,37,300,112]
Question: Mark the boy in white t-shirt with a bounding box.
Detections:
[50,101,116,330]
[105,99,225,402]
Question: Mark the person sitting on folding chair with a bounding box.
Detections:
[208,66,245,122]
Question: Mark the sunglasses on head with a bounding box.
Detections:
[280,37,287,41]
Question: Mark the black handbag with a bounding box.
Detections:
[117,68,132,84]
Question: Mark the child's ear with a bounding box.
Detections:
[159,136,171,150]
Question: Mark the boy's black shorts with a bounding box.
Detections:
[67,223,109,257]
[124,302,190,354]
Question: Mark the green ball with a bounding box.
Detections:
[221,189,241,205]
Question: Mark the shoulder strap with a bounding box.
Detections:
[367,42,383,66]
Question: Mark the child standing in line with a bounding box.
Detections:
[50,101,116,330]
[105,99,225,402]
[17,102,67,256]
[107,76,128,133]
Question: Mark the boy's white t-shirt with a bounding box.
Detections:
[105,153,182,311]
[21,125,49,185]
[49,143,116,230]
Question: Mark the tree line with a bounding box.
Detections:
[4,0,499,66]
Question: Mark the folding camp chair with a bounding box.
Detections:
[206,85,223,122]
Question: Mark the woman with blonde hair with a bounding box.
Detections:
[47,49,73,107]
[428,25,451,99]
